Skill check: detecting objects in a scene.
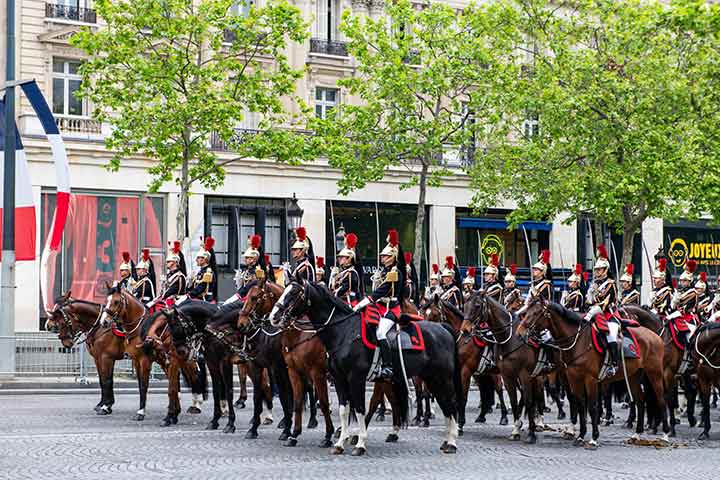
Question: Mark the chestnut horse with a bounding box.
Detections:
[420,294,508,435]
[518,297,669,449]
[238,281,334,448]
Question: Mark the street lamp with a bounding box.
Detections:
[335,223,346,254]
[286,193,304,232]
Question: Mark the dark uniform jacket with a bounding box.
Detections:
[369,264,403,309]
[236,266,258,298]
[650,285,673,316]
[588,278,617,314]
[188,265,216,302]
[674,286,698,315]
[331,266,362,304]
[563,288,584,312]
[133,275,155,303]
[440,283,463,309]
[161,269,186,301]
[620,289,640,306]
[527,278,552,303]
[503,287,523,311]
[290,256,315,285]
[485,281,503,304]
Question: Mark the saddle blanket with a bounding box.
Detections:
[592,328,640,359]
[387,322,426,352]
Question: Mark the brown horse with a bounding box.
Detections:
[101,283,195,425]
[420,294,508,435]
[462,291,545,443]
[690,322,720,440]
[238,280,335,448]
[46,292,124,414]
[518,297,669,448]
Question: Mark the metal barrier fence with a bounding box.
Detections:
[13,333,164,380]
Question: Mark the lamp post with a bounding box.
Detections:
[335,223,346,260]
[286,193,303,258]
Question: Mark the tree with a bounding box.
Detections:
[72,0,311,239]
[469,0,718,266]
[313,0,519,273]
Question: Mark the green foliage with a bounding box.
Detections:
[469,0,720,233]
[313,0,521,195]
[71,0,311,194]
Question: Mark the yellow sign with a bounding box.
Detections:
[668,237,720,267]
[481,234,504,266]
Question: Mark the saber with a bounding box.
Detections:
[586,217,596,263]
[608,239,621,293]
[711,234,719,288]
[477,231,484,289]
[641,236,654,288]
[556,240,568,303]
[522,224,534,289]
[374,202,380,269]
[330,199,337,263]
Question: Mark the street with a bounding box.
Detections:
[1,391,720,480]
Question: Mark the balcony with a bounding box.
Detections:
[55,115,102,136]
[309,38,348,57]
[45,3,97,23]
[210,129,262,151]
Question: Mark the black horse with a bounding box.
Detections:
[270,282,462,455]
[162,301,292,440]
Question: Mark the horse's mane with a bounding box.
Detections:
[309,283,353,314]
[177,300,219,319]
[440,299,464,319]
[141,309,166,339]
[547,302,584,325]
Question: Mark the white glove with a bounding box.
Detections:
[223,293,241,305]
[146,299,157,309]
[584,305,602,322]
[354,297,372,312]
[667,311,681,320]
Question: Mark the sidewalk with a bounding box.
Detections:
[0,376,175,395]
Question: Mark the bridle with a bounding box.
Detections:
[521,300,584,352]
[106,290,145,336]
[466,294,513,345]
[50,298,103,346]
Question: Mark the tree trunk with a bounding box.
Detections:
[413,162,429,279]
[176,142,191,241]
[621,205,645,268]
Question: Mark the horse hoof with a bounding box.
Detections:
[187,406,202,415]
[688,417,697,428]
[509,434,520,441]
[206,422,219,430]
[440,441,448,451]
[350,435,359,446]
[670,429,676,438]
[475,414,486,424]
[333,428,342,440]
[557,411,566,421]
[284,438,298,447]
[318,439,333,448]
[386,433,399,443]
[698,432,710,441]
[351,447,366,457]
[442,444,457,454]
[278,432,290,442]
[330,446,344,455]
[422,419,430,428]
[96,408,112,416]
[93,404,103,413]
[223,425,236,434]
[171,416,178,425]
[234,399,246,409]
[307,418,319,430]
[573,437,584,447]
[499,417,509,426]
[245,430,258,439]
[134,414,145,421]
[263,418,274,426]
[458,428,464,437]
[411,417,421,427]
[276,418,286,429]
[525,434,537,444]
[584,440,598,450]
[376,414,386,422]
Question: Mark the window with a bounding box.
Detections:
[523,112,539,138]
[316,0,339,42]
[315,87,338,119]
[52,58,86,116]
[230,0,254,17]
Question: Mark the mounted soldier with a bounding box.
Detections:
[696,272,712,322]
[330,232,363,306]
[669,260,699,371]
[462,267,476,303]
[404,252,420,306]
[483,254,503,304]
[315,256,327,286]
[150,240,187,307]
[584,244,620,378]
[503,264,523,312]
[424,264,441,300]
[289,226,316,285]
[187,237,217,303]
[440,257,463,309]
[353,229,405,380]
[619,263,640,306]
[224,234,264,305]
[649,258,673,316]
[133,248,156,304]
[562,264,584,312]
[518,249,554,372]
[118,251,135,292]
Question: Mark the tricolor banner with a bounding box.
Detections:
[0,80,71,312]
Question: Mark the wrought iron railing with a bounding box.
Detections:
[45,3,97,23]
[309,38,348,57]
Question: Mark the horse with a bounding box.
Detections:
[690,322,720,440]
[46,292,124,414]
[270,282,462,455]
[238,281,334,448]
[420,293,509,435]
[517,297,670,449]
[462,291,545,443]
[100,284,203,425]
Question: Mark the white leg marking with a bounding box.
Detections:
[136,408,145,415]
[335,405,350,449]
[220,400,228,415]
[356,413,369,451]
[447,417,459,447]
[512,419,522,436]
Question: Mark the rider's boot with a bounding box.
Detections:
[540,346,555,373]
[607,341,619,377]
[377,339,394,380]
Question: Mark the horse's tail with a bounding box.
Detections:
[391,377,409,428]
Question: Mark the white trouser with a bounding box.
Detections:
[687,322,698,341]
[607,321,619,343]
[541,330,553,343]
[377,316,395,340]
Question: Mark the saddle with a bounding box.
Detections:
[387,322,426,352]
[668,320,686,351]
[360,309,426,352]
[591,328,640,359]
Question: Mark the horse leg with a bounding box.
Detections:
[547,376,565,421]
[494,376,509,426]
[133,356,151,421]
[220,360,236,434]
[349,375,368,456]
[423,374,458,454]
[285,368,304,447]
[332,379,351,454]
[458,363,473,436]
[275,366,293,441]
[245,365,263,438]
[261,368,275,426]
[522,375,537,444]
[504,376,522,440]
[311,369,334,448]
[602,385,613,426]
[684,374,698,427]
[411,378,422,426]
[629,374,645,439]
[423,388,433,427]
[307,381,319,430]
[234,363,248,409]
[162,361,181,427]
[585,380,600,449]
[96,355,115,415]
[698,374,712,440]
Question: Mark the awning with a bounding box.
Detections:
[457,217,552,231]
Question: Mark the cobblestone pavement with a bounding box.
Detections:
[2,390,720,480]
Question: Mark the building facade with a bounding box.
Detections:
[0,0,708,331]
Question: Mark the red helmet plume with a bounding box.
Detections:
[686,259,697,273]
[204,236,215,251]
[445,256,455,270]
[122,251,130,262]
[432,264,439,274]
[672,278,678,289]
[404,252,412,264]
[468,267,476,277]
[583,271,589,282]
[387,229,399,247]
[597,244,608,260]
[625,263,634,276]
[345,233,358,249]
[142,248,150,261]
[490,253,499,267]
[657,257,667,272]
[510,264,517,275]
[316,256,325,269]
[541,249,550,265]
[264,254,270,265]
[296,227,307,241]
[574,263,582,275]
[250,234,261,249]
[172,240,181,254]
[701,271,708,282]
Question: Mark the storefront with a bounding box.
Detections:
[665,219,720,282]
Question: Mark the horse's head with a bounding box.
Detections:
[100,282,128,327]
[45,290,72,334]
[163,307,193,361]
[419,293,442,322]
[142,309,170,355]
[461,290,489,334]
[237,282,276,331]
[269,282,308,329]
[47,291,98,348]
[516,295,551,339]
